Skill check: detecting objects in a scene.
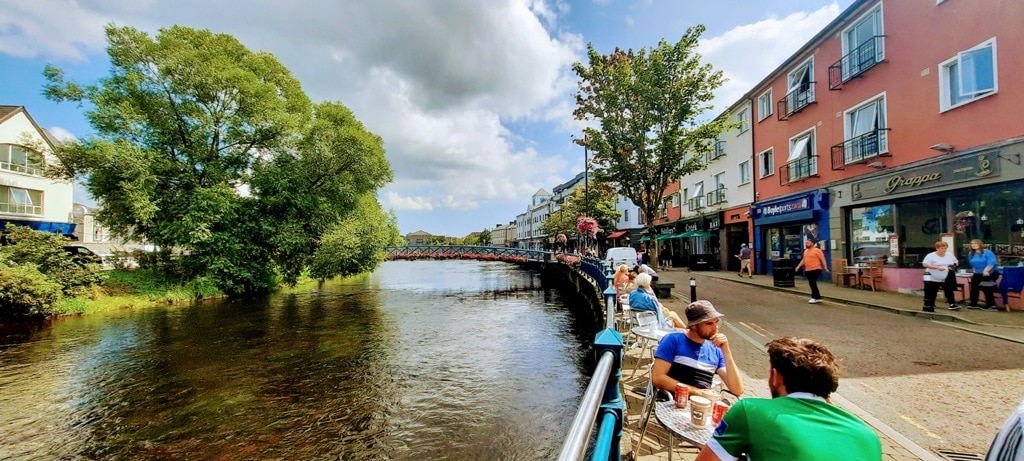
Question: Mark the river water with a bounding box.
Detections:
[0,260,595,460]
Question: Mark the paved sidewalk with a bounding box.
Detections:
[656,267,1024,345]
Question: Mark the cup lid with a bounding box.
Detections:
[689,396,711,405]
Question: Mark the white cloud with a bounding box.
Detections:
[45,126,78,141]
[0,0,108,59]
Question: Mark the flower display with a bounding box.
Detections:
[576,216,599,239]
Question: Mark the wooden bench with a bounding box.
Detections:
[655,282,676,299]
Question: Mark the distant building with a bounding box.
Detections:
[0,105,75,236]
[406,230,432,244]
[491,221,516,247]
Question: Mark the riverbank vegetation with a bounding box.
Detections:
[28,24,400,302]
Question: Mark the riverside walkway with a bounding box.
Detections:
[621,267,1024,460]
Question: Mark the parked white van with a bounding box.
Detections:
[605,247,639,271]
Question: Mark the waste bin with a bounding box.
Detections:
[772,259,796,287]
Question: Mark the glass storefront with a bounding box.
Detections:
[845,182,1024,267]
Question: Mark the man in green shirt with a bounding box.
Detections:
[695,337,882,461]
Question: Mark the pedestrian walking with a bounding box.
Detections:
[694,337,882,461]
[922,241,960,312]
[794,239,829,304]
[967,239,1000,311]
[736,243,753,278]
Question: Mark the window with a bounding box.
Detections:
[737,105,751,133]
[757,89,772,121]
[1,185,43,215]
[849,205,895,265]
[0,144,44,176]
[784,58,815,115]
[786,130,817,181]
[739,160,751,184]
[940,38,996,111]
[671,191,680,208]
[623,209,629,222]
[689,182,704,210]
[842,96,888,163]
[841,7,884,81]
[758,148,774,178]
[709,172,726,205]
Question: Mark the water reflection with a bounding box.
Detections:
[0,260,592,460]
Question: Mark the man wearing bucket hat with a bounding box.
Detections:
[695,337,881,461]
[652,300,744,399]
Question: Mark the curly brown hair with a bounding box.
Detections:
[766,337,840,398]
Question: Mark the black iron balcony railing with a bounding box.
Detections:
[830,128,890,170]
[829,36,885,90]
[709,140,726,161]
[688,196,705,211]
[706,187,727,206]
[776,82,816,121]
[779,155,818,185]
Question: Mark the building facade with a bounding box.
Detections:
[0,106,75,236]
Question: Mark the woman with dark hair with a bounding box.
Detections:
[968,239,999,310]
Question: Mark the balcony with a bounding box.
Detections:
[706,187,727,206]
[830,128,890,170]
[776,83,816,121]
[779,155,818,185]
[0,203,43,216]
[829,36,885,90]
[687,196,705,211]
[708,140,726,162]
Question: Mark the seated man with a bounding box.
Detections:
[696,337,882,461]
[652,301,743,398]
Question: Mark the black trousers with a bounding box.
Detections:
[970,273,997,307]
[806,269,822,300]
[923,276,956,307]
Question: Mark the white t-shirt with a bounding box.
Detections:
[922,251,959,281]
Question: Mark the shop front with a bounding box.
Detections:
[751,190,831,276]
[841,142,1024,293]
[723,206,753,272]
[676,215,721,270]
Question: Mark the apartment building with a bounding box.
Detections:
[748,0,1024,293]
[0,106,75,237]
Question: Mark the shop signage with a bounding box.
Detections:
[753,196,811,218]
[706,216,721,230]
[684,222,699,232]
[852,151,1002,201]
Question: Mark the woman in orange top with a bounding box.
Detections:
[794,239,830,304]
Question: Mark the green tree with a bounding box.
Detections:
[43,25,394,294]
[308,194,401,281]
[572,26,731,255]
[478,229,492,246]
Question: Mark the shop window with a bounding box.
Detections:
[850,205,894,264]
[897,200,945,266]
[951,187,1024,266]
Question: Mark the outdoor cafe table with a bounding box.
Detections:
[845,265,868,289]
[654,399,715,460]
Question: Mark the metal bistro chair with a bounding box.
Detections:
[630,311,660,378]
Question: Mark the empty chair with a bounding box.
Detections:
[859,260,885,291]
[831,258,856,287]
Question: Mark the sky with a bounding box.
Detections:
[0,0,855,237]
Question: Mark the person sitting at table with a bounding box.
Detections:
[652,300,744,399]
[613,263,631,297]
[968,239,1000,311]
[922,240,960,312]
[695,337,882,461]
[628,273,684,327]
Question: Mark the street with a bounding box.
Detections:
[627,272,1024,460]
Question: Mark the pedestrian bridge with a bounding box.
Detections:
[385,244,626,459]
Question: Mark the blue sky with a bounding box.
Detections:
[0,0,853,236]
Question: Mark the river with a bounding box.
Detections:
[0,260,595,460]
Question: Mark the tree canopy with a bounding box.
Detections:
[43,24,396,294]
[572,25,731,250]
[539,181,620,242]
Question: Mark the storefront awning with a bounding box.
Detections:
[679,230,713,238]
[639,236,651,242]
[606,230,628,239]
[754,209,817,226]
[655,233,675,240]
[0,219,76,235]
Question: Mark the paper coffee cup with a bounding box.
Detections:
[689,396,712,426]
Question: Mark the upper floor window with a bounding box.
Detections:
[737,106,751,133]
[623,209,629,222]
[837,7,884,83]
[758,148,774,178]
[940,38,997,111]
[739,160,751,185]
[757,89,772,121]
[781,58,815,117]
[785,130,817,182]
[0,144,44,176]
[671,191,680,208]
[841,96,888,164]
[1,185,43,216]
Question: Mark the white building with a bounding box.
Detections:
[0,106,75,236]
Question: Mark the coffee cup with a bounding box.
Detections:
[689,396,712,426]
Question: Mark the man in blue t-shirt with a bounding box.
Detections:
[652,300,744,399]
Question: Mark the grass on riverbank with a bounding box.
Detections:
[52,269,226,316]
[51,269,341,317]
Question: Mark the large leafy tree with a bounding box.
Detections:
[43,25,394,293]
[572,25,730,254]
